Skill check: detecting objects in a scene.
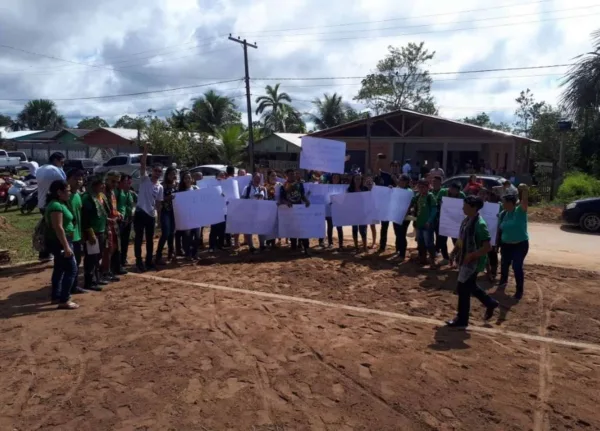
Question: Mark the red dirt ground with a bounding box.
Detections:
[0,247,599,430]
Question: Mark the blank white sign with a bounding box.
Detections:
[299,136,346,174]
[225,199,278,235]
[173,187,226,230]
[278,204,325,238]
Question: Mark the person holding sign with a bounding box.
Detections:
[82,176,109,291]
[393,174,414,260]
[446,195,499,328]
[242,173,268,253]
[347,174,368,252]
[265,169,282,248]
[412,179,438,265]
[364,175,378,249]
[498,185,530,300]
[155,167,178,265]
[279,168,311,254]
[209,171,228,252]
[326,174,344,250]
[176,171,201,260]
[435,181,466,260]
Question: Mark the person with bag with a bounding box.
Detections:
[81,177,108,291]
[279,168,311,254]
[44,179,79,310]
[242,172,268,253]
[446,195,499,327]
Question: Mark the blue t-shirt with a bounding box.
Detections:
[500,205,529,243]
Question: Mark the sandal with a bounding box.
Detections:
[58,301,79,310]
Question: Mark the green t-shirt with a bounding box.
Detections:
[474,217,492,273]
[82,192,107,234]
[115,189,134,220]
[500,205,529,243]
[69,192,82,242]
[45,200,75,242]
[412,192,438,228]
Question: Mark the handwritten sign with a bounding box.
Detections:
[173,187,225,230]
[331,192,375,226]
[481,202,501,246]
[371,186,414,224]
[226,200,278,235]
[278,204,325,238]
[299,136,346,174]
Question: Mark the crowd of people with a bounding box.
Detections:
[35,148,530,328]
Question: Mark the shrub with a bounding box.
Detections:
[556,172,600,202]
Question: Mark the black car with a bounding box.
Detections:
[64,158,99,177]
[562,197,600,233]
[442,175,506,190]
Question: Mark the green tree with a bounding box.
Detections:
[462,112,512,132]
[190,90,240,134]
[354,42,437,115]
[77,116,109,129]
[215,124,247,166]
[167,108,191,130]
[16,99,67,130]
[113,115,144,129]
[514,89,546,137]
[309,93,357,130]
[529,106,580,170]
[0,114,12,127]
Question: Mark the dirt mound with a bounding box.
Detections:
[0,216,13,231]
[529,205,563,224]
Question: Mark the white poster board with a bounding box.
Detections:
[439,197,464,239]
[331,192,375,226]
[278,204,325,238]
[304,183,347,217]
[198,178,240,201]
[481,202,500,246]
[173,187,226,230]
[236,175,252,196]
[371,186,414,225]
[225,200,278,235]
[299,136,346,174]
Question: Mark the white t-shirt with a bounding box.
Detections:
[402,163,412,175]
[243,184,266,200]
[137,175,164,217]
[37,164,66,209]
[22,161,39,176]
[429,167,445,178]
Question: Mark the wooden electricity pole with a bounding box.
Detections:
[228,35,257,173]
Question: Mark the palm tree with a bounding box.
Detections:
[215,124,247,165]
[190,90,239,134]
[255,83,293,116]
[167,108,190,130]
[16,99,67,130]
[309,93,354,130]
[561,29,600,121]
[262,104,306,133]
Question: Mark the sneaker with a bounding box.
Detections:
[97,279,110,286]
[484,302,499,321]
[445,319,468,328]
[71,287,88,295]
[513,291,523,301]
[136,261,146,273]
[85,285,103,292]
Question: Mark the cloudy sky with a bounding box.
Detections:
[0,0,598,128]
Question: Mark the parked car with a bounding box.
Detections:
[7,151,28,169]
[0,149,21,172]
[64,158,99,177]
[130,168,180,192]
[94,154,173,176]
[562,197,600,233]
[442,175,506,191]
[189,164,238,179]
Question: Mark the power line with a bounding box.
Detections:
[247,4,596,39]
[0,78,242,102]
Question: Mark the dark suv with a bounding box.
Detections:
[442,175,506,190]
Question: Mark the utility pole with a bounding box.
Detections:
[229,35,257,173]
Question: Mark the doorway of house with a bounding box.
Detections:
[447,151,480,175]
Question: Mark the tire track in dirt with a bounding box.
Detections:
[260,304,429,430]
[2,335,37,417]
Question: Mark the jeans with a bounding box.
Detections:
[156,210,175,260]
[352,225,367,244]
[500,240,529,294]
[290,238,309,250]
[395,221,410,257]
[416,226,435,250]
[488,247,499,276]
[83,232,105,288]
[326,216,343,246]
[71,241,82,292]
[182,229,201,257]
[48,240,78,303]
[434,220,449,260]
[119,221,132,267]
[175,231,184,255]
[209,222,226,249]
[244,234,266,250]
[38,209,51,260]
[456,272,498,325]
[134,209,156,266]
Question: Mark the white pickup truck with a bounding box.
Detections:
[0,149,21,172]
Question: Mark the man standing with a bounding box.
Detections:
[133,142,164,272]
[102,171,126,281]
[429,161,445,179]
[36,152,67,260]
[446,195,499,327]
[116,174,135,268]
[375,156,400,252]
[412,179,438,266]
[280,168,311,254]
[67,169,87,294]
[402,159,412,176]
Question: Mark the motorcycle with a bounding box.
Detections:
[5,178,38,214]
[21,188,38,214]
[0,176,11,203]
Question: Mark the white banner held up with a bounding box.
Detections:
[371,186,414,224]
[173,187,226,230]
[299,136,346,174]
[304,183,347,217]
[198,178,240,201]
[225,200,278,235]
[439,197,464,239]
[481,202,501,246]
[236,175,252,196]
[331,192,375,226]
[278,204,325,239]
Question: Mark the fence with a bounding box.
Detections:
[10,142,129,164]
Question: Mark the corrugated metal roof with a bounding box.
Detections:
[0,129,45,140]
[64,128,93,137]
[101,127,140,141]
[273,133,304,148]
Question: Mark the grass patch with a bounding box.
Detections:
[0,207,39,263]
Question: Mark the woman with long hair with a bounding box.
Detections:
[155,167,178,264]
[326,174,344,250]
[347,174,368,252]
[177,171,200,260]
[45,179,79,309]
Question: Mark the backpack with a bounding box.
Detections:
[32,217,47,252]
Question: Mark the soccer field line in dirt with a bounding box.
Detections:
[129,272,600,354]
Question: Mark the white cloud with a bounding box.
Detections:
[0,0,598,127]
